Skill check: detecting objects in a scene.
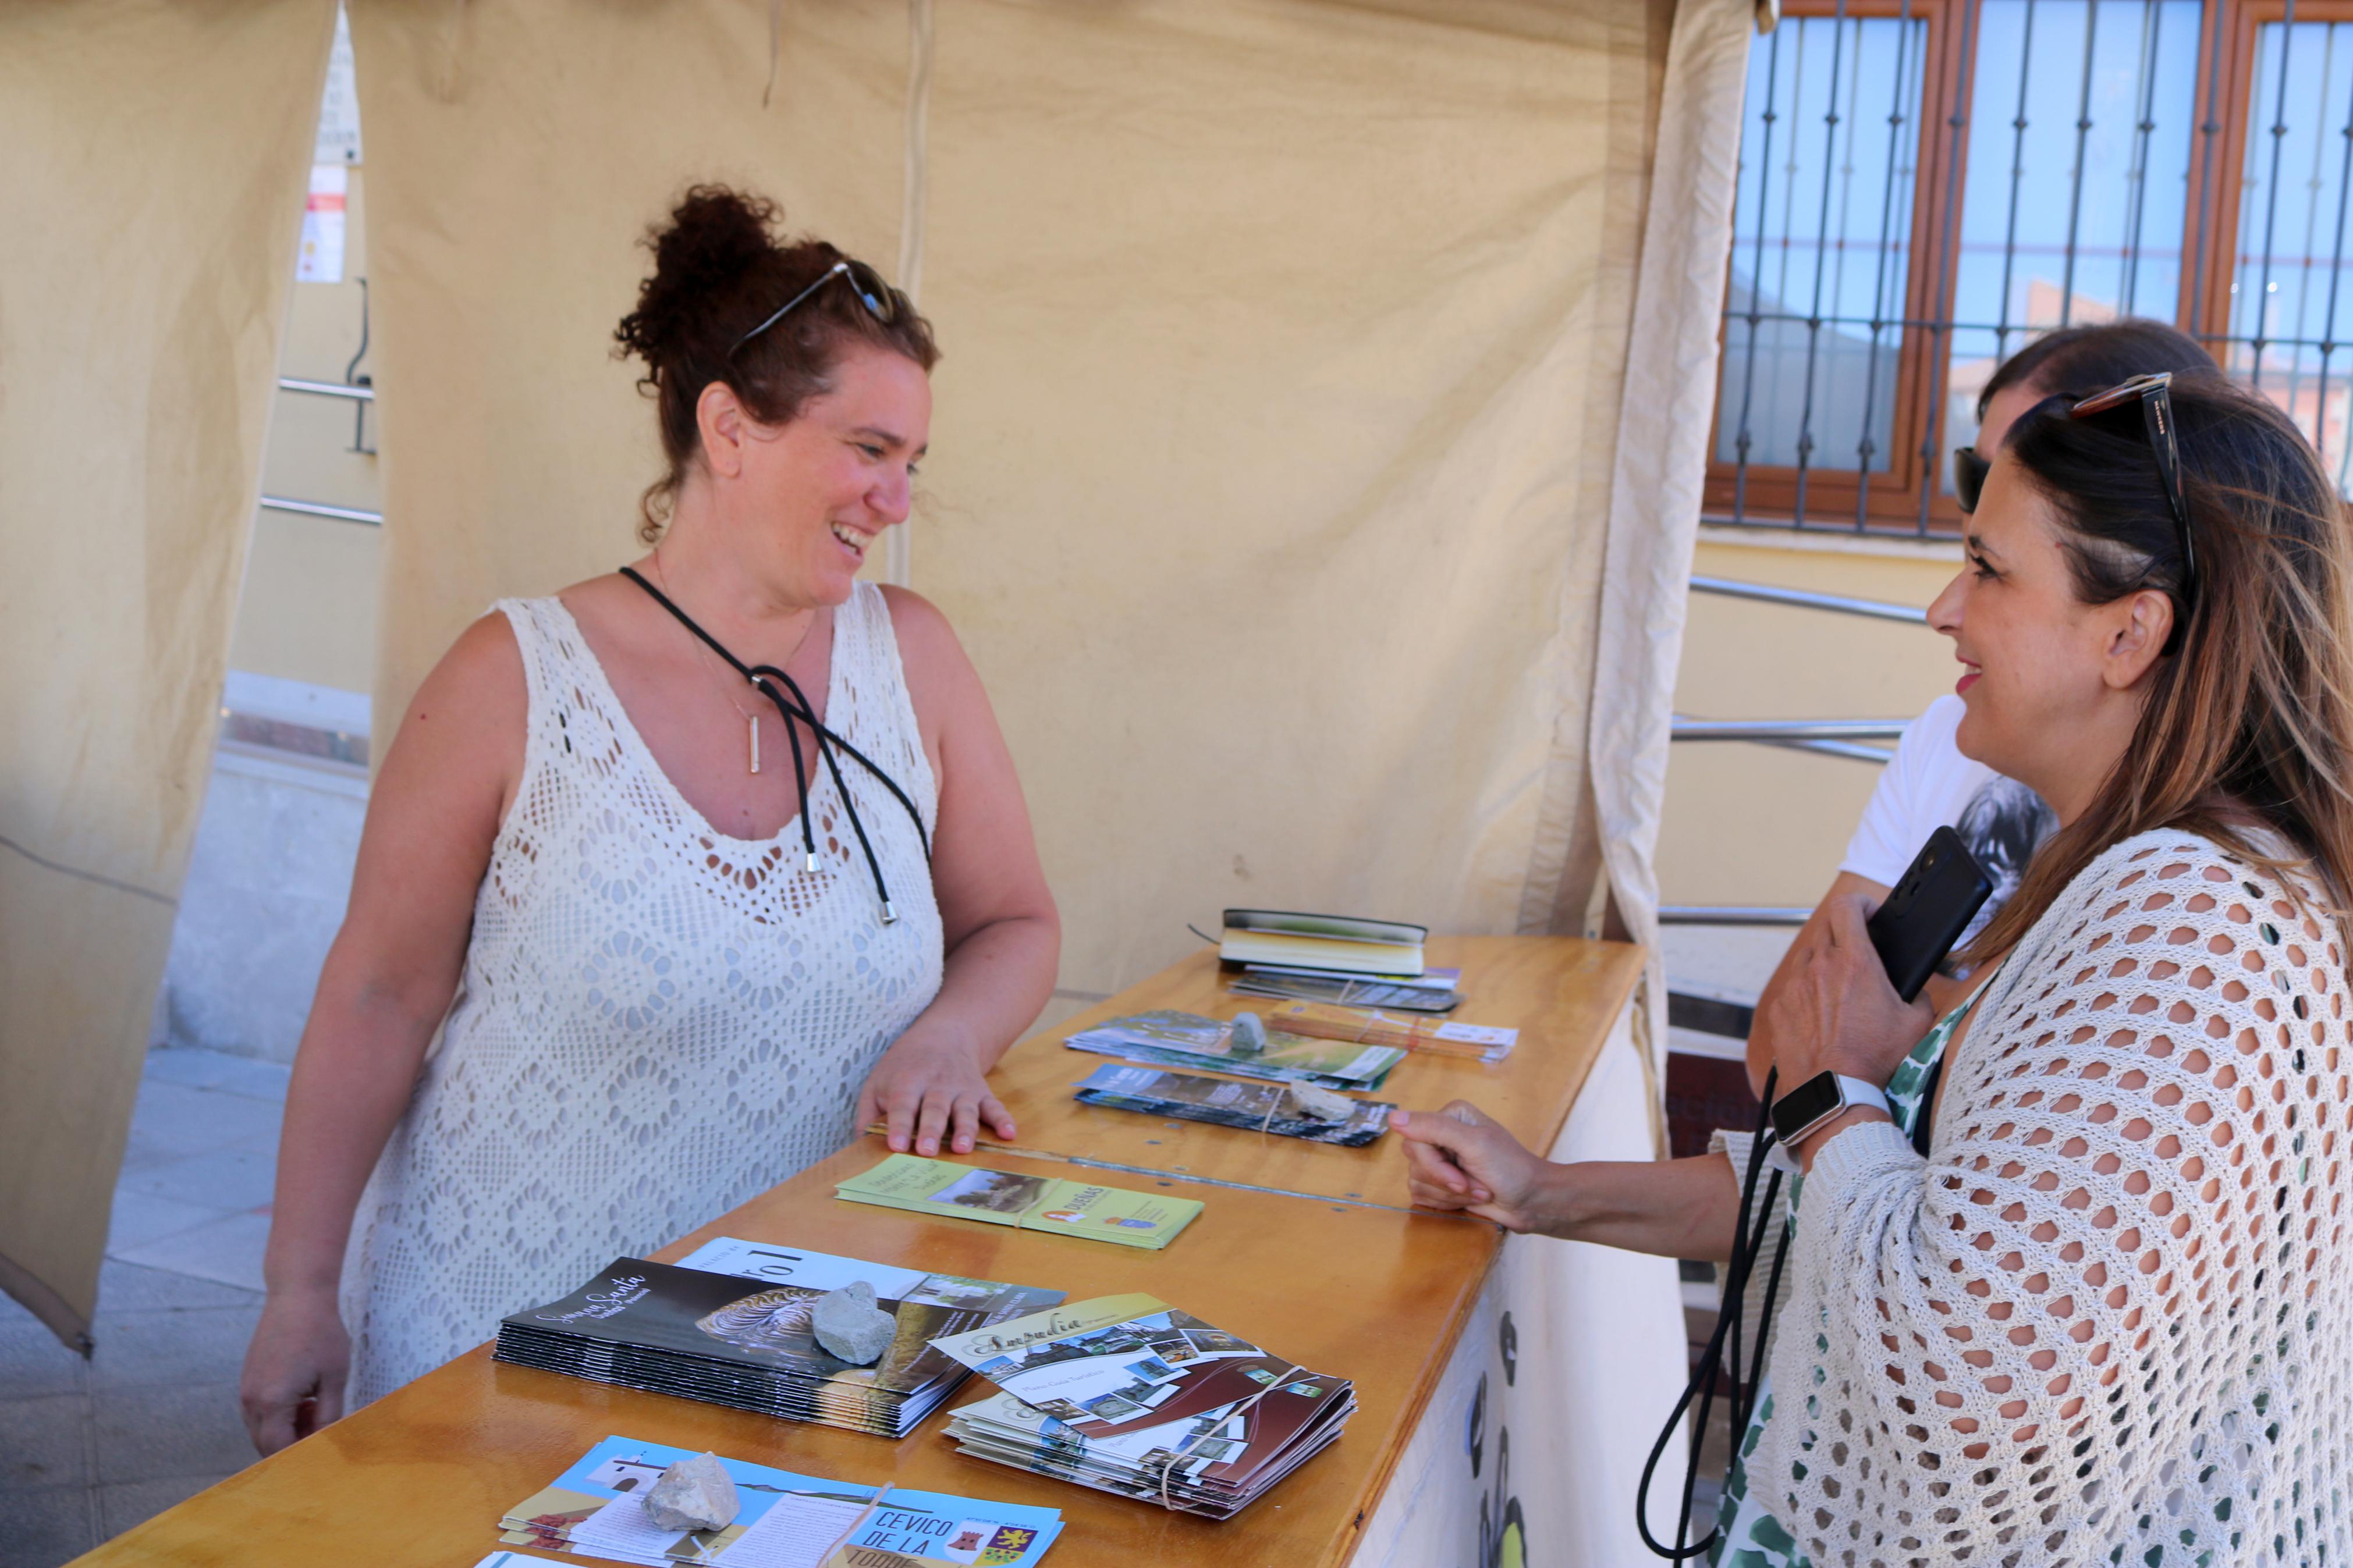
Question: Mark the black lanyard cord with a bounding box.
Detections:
[619,567,930,922]
[748,659,911,924]
[1637,1068,1784,1560]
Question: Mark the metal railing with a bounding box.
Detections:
[259,495,381,526]
[1659,905,1812,926]
[1666,571,1923,920]
[278,376,372,402]
[1689,575,1925,624]
[268,373,380,524]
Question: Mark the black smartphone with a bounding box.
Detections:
[1866,826,1994,1002]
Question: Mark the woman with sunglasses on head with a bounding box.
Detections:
[1400,371,2353,1563]
[240,186,1059,1452]
[1745,321,2219,1100]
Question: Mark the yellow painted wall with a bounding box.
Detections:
[1660,527,1965,908]
[233,165,382,696]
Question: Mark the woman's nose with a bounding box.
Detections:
[1927,570,1967,639]
[869,468,911,524]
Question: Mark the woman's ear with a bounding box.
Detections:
[695,382,747,479]
[2102,587,2177,690]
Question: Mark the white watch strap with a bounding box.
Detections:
[1834,1074,1891,1119]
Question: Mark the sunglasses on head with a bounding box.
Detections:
[1954,369,2197,650]
[730,257,903,355]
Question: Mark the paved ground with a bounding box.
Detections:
[0,1048,286,1566]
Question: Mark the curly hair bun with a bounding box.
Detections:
[613,185,780,369]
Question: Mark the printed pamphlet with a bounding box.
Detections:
[834,1155,1201,1251]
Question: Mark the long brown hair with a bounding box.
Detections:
[1967,372,2353,961]
[612,185,939,542]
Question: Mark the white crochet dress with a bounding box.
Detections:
[339,585,943,1405]
[1746,829,2352,1566]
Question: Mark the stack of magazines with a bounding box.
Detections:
[499,1434,1063,1565]
[1062,1008,1405,1091]
[929,1294,1356,1519]
[493,1238,1063,1437]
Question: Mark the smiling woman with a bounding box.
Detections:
[237,186,1060,1453]
[1398,372,2353,1565]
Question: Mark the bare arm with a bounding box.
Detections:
[1390,1103,1742,1261]
[856,587,1059,1157]
[239,615,524,1454]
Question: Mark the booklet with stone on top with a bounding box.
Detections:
[1060,1007,1406,1090]
[492,1238,1062,1436]
[835,1154,1202,1250]
[1071,1063,1393,1147]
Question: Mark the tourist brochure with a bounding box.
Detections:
[493,1251,1062,1436]
[1070,1064,1393,1147]
[1261,1002,1517,1064]
[834,1155,1201,1251]
[1061,1008,1406,1090]
[1226,965,1463,1012]
[498,1435,1062,1566]
[928,1295,1356,1519]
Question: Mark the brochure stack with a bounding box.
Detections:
[493,1240,1063,1437]
[929,1295,1357,1519]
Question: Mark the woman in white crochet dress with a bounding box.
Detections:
[1399,371,2353,1565]
[240,187,1059,1452]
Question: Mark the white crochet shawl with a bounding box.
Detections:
[1754,828,2353,1566]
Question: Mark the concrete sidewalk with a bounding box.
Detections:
[0,1048,286,1566]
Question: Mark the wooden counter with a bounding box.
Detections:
[72,935,1639,1568]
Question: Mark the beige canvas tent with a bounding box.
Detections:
[1,0,1751,1557]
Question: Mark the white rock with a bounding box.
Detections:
[811,1279,897,1365]
[1283,1082,1355,1122]
[643,1451,739,1531]
[1229,1012,1269,1057]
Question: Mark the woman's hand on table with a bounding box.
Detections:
[857,1028,1017,1157]
[1392,1101,1557,1232]
[240,1285,350,1456]
[1756,891,1936,1162]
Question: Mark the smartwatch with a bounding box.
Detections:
[1769,1071,1891,1147]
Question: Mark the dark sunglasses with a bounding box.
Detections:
[1953,443,1992,513]
[2067,371,2196,608]
[731,257,903,354]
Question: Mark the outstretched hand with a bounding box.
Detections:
[856,1030,1016,1157]
[1391,1101,1556,1232]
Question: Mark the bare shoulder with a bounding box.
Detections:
[877,584,979,694]
[379,610,527,798]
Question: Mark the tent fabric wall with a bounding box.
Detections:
[355,0,1671,998]
[0,0,338,1346]
[349,0,917,723]
[1586,0,1757,1111]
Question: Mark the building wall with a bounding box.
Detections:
[1663,525,1964,911]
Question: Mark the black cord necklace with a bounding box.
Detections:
[620,566,929,923]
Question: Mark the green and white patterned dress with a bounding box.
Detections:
[1708,977,1993,1568]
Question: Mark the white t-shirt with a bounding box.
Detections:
[1841,695,2057,949]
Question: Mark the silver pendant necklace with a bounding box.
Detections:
[650,551,817,776]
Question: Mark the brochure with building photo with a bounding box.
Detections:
[1061,1008,1406,1090]
[499,1434,1063,1566]
[493,1253,1061,1436]
[928,1295,1356,1518]
[834,1155,1202,1251]
[1071,1064,1393,1147]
